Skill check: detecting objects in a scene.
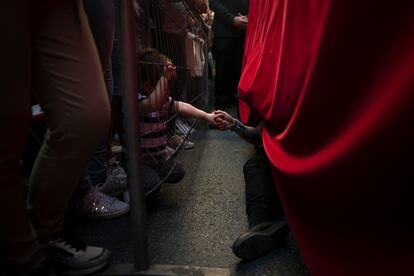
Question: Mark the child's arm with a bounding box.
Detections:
[174,101,218,126]
[213,110,262,145]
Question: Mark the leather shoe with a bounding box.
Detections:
[232,221,290,260]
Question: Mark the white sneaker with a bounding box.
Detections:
[79,187,129,219]
[48,232,110,275]
[111,144,122,154]
[183,140,195,150]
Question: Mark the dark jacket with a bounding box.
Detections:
[209,0,249,38]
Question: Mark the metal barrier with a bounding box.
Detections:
[98,0,211,274]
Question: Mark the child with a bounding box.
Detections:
[138,48,222,194]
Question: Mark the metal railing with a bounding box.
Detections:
[100,0,210,274]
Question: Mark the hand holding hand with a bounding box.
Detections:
[213,110,234,130]
[206,112,227,128]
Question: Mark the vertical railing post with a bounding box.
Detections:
[119,0,149,271]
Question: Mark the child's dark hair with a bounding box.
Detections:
[139,48,168,87]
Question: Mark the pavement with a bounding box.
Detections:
[77,127,308,276]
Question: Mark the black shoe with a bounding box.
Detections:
[232,221,290,260]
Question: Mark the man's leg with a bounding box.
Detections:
[232,154,289,260]
[244,154,284,227]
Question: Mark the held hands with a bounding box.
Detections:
[233,13,248,29]
[202,110,235,130]
[212,110,235,130]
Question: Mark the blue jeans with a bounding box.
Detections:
[80,0,116,188]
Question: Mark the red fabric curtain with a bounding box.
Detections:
[239,0,414,274]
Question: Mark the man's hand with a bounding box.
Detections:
[232,14,248,29]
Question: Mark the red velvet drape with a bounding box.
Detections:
[239,0,414,274]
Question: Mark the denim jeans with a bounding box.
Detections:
[80,0,116,188]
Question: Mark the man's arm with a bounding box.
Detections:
[232,119,262,145]
[213,110,262,145]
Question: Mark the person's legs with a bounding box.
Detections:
[244,154,284,228]
[232,154,289,261]
[0,2,42,273]
[28,1,111,274]
[83,0,116,186]
[28,0,110,244]
[142,163,162,195]
[161,158,185,184]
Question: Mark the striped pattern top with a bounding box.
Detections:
[138,93,173,158]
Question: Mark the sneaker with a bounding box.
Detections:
[111,144,122,154]
[183,140,195,150]
[47,232,110,276]
[232,221,290,260]
[79,187,129,219]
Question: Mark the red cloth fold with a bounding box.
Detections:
[239,0,414,274]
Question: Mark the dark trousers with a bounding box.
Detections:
[212,36,245,106]
[142,157,185,193]
[243,154,284,228]
[0,0,109,270]
[80,0,116,188]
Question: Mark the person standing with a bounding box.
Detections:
[209,0,249,109]
[0,1,111,274]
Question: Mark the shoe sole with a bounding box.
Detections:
[59,249,110,276]
[232,222,290,260]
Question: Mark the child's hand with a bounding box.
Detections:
[206,112,222,126]
[213,110,234,130]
